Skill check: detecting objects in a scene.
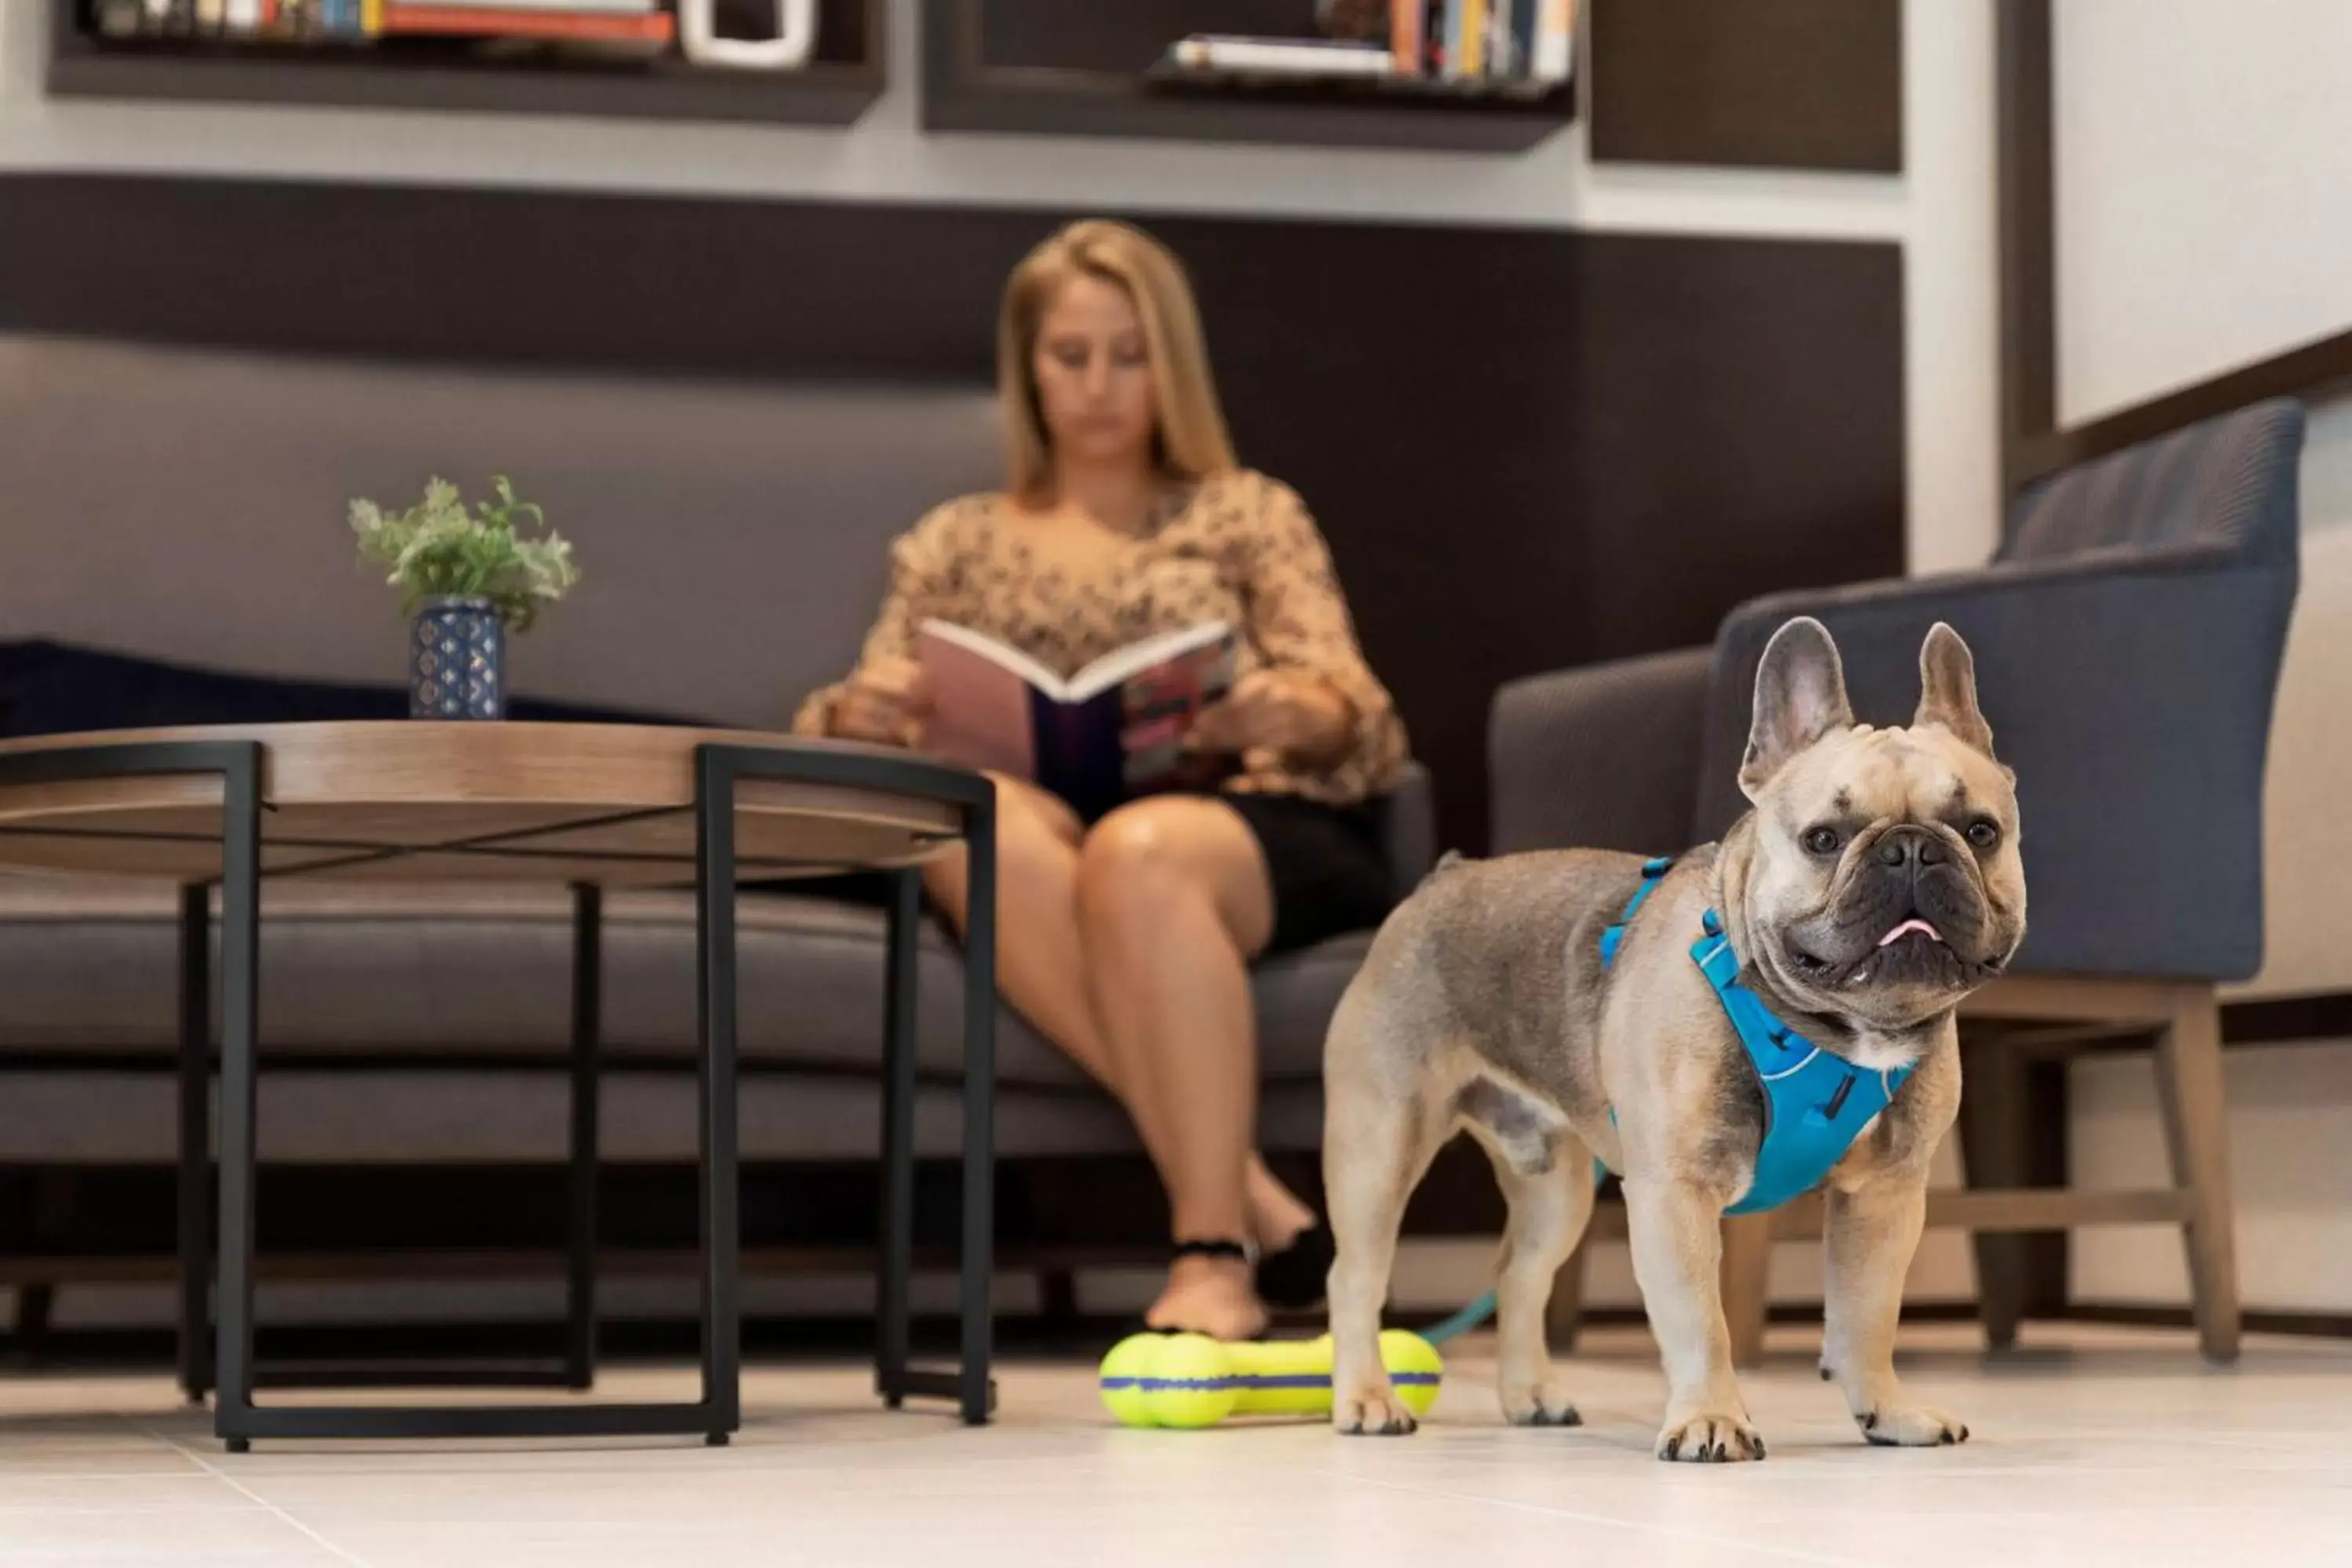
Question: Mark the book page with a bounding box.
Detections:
[914,622,1043,780]
[1114,631,1240,797]
[1065,621,1234,704]
[916,619,1070,700]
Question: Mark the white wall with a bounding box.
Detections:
[2056,2,2352,1315]
[2240,398,2352,1002]
[0,0,1999,1319]
[2055,0,2352,424]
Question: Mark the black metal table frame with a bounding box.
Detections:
[0,736,998,1446]
[172,880,605,1405]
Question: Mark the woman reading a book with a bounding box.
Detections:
[794,220,1410,1341]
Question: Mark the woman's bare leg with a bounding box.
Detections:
[1076,796,1287,1341]
[920,776,1131,1095]
[924,779,1319,1334]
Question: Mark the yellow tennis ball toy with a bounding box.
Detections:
[1097,1330,1443,1429]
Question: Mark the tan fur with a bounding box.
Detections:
[1323,620,2025,1460]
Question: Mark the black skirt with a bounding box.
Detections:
[1216,790,1396,956]
[770,789,1396,959]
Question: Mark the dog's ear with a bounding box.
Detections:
[1914,622,1997,759]
[1741,617,1854,800]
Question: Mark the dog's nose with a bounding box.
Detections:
[1875,826,1947,869]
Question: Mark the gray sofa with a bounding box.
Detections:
[0,333,1432,1178]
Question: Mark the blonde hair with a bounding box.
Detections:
[996,220,1237,500]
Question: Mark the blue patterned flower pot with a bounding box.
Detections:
[409,597,506,720]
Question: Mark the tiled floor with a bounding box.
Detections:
[2,1323,2347,1566]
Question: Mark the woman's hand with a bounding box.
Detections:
[833,658,932,748]
[1187,669,1355,767]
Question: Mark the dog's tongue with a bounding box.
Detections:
[1878,917,1944,948]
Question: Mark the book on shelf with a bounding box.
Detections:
[1161,1,1573,93]
[1165,36,1396,80]
[1533,0,1575,83]
[396,0,659,9]
[271,0,368,34]
[1449,0,1488,81]
[101,0,381,38]
[1389,1,1422,74]
[93,0,147,37]
[1506,0,1537,79]
[1396,0,1573,89]
[913,619,1240,820]
[95,0,669,42]
[380,4,673,42]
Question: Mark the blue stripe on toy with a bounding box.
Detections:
[1100,1373,1441,1393]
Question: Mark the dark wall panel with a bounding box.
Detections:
[1590,0,1902,172]
[0,175,1902,852]
[1137,216,1595,858]
[1573,234,1907,657]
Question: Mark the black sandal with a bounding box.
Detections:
[1253,1218,1336,1312]
[1172,1238,1253,1266]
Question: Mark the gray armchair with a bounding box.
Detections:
[1492,398,2305,1363]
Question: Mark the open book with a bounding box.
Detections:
[916,619,1240,818]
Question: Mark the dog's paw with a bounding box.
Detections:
[1856,1403,1969,1447]
[1500,1384,1582,1428]
[1334,1387,1419,1437]
[1656,1411,1766,1463]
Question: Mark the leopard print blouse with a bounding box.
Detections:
[793,468,1411,807]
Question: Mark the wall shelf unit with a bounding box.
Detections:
[920,0,1576,154]
[45,0,887,128]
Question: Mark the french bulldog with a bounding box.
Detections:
[1321,616,2027,1461]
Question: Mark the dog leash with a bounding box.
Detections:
[1417,1290,1497,1345]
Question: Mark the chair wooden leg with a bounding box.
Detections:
[1545,1235,1588,1354]
[1720,1210,1775,1367]
[1957,1037,2031,1349]
[2152,987,2241,1363]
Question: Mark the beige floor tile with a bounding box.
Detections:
[0,1504,346,1566]
[0,1325,2347,1566]
[0,1474,257,1515]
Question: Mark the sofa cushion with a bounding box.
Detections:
[0,878,1361,1091]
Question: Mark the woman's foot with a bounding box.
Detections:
[1245,1158,1317,1254]
[1144,1250,1269,1341]
[1244,1159,1334,1309]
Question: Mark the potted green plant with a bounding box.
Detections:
[349,476,579,720]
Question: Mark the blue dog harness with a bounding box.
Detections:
[1599,857,1911,1215]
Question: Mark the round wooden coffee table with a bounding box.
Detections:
[0,722,1000,1448]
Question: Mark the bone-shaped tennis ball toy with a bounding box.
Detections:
[1097,1330,1443,1429]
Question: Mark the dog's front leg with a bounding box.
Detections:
[1623,1178,1763,1462]
[1824,1176,1968,1446]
